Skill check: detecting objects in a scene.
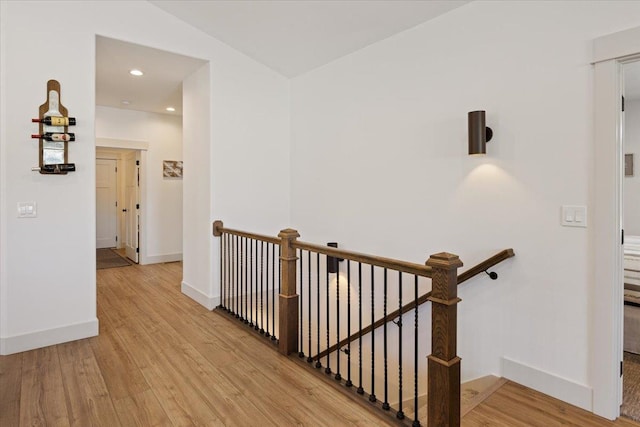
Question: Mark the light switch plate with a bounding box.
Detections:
[562,205,587,227]
[17,201,37,218]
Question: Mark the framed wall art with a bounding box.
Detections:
[163,160,183,178]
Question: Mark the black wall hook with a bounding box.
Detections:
[484,270,498,280]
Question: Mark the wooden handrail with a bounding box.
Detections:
[213,222,280,245]
[293,240,433,278]
[214,222,434,277]
[457,249,515,285]
[313,249,515,361]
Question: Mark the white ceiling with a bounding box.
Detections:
[96,1,640,116]
[149,0,470,78]
[96,36,206,115]
[95,1,469,115]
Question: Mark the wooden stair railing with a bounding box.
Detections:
[213,220,514,427]
[313,249,515,361]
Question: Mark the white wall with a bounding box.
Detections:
[625,99,640,236]
[96,106,183,263]
[182,64,214,309]
[290,1,640,411]
[0,1,290,354]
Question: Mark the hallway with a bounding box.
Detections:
[1,261,639,426]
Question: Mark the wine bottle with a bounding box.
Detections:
[40,163,76,173]
[31,132,75,142]
[32,116,76,126]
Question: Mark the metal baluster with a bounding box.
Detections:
[346,260,352,387]
[219,235,223,308]
[241,237,250,324]
[413,275,420,427]
[228,235,232,314]
[382,268,390,410]
[299,249,304,356]
[240,237,247,323]
[272,243,277,341]
[335,260,341,381]
[357,262,364,394]
[249,239,253,326]
[237,236,241,319]
[260,241,265,334]
[315,252,322,368]
[325,256,331,375]
[234,236,239,318]
[224,234,235,314]
[255,240,260,331]
[307,250,313,363]
[221,234,225,310]
[239,236,244,321]
[397,272,404,420]
[279,244,281,294]
[266,243,271,338]
[222,234,226,310]
[369,264,376,403]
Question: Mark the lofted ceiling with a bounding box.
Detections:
[95,1,469,115]
[149,0,470,78]
[96,1,640,116]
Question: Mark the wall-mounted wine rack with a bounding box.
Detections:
[31,79,76,174]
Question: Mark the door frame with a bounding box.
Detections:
[593,25,640,419]
[123,150,141,263]
[95,138,148,264]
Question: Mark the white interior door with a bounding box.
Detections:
[124,151,140,263]
[96,159,117,249]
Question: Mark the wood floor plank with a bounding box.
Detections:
[0,351,23,427]
[56,337,94,365]
[20,346,70,426]
[89,318,151,401]
[112,389,173,427]
[60,355,121,427]
[113,313,224,426]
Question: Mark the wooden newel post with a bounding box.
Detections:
[426,252,463,427]
[278,228,300,355]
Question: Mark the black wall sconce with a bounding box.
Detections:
[327,242,344,273]
[468,110,493,155]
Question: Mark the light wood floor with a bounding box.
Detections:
[1,261,639,426]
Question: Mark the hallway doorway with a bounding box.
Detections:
[95,147,142,264]
[621,59,640,422]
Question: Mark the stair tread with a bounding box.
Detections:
[400,375,507,420]
[461,375,508,417]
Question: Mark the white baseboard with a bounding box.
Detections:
[0,318,99,355]
[181,281,218,310]
[501,356,592,411]
[141,252,182,265]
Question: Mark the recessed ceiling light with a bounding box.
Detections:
[166,107,176,112]
[121,100,131,105]
[129,69,143,76]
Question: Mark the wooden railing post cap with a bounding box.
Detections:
[426,252,463,269]
[278,228,300,240]
[212,220,223,237]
